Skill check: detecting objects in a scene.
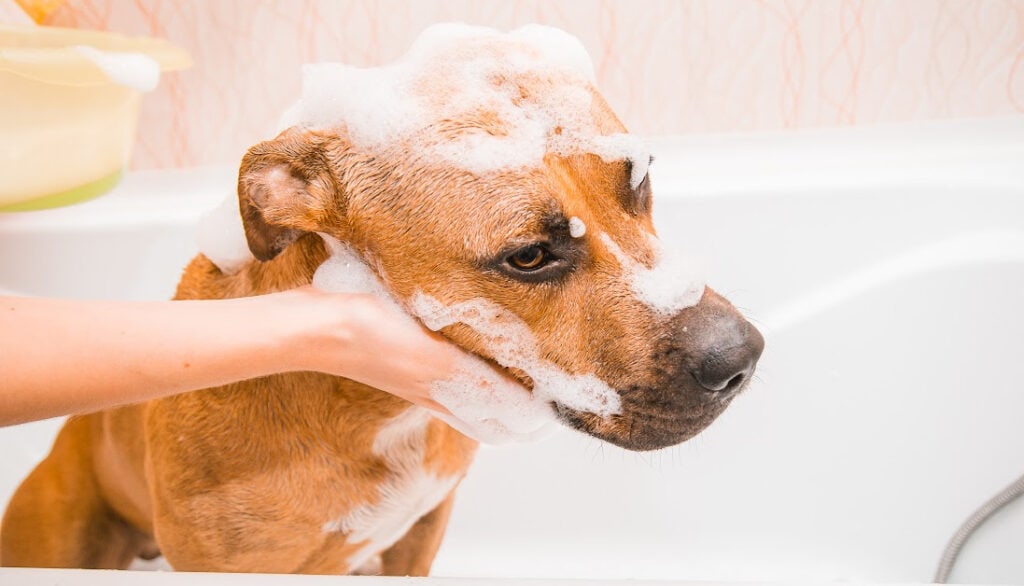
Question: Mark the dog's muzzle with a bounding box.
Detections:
[555,288,764,451]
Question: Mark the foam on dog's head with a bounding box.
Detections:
[599,233,706,317]
[295,23,649,186]
[588,133,651,189]
[312,235,559,444]
[568,216,586,238]
[410,295,622,418]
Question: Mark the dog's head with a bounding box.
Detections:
[234,25,763,451]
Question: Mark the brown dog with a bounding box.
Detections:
[1,26,762,575]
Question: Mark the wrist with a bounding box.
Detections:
[268,288,360,375]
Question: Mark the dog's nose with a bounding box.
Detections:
[693,332,763,394]
[679,289,765,396]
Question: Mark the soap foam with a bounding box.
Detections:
[294,23,649,179]
[568,216,587,238]
[313,234,398,304]
[588,133,652,189]
[410,295,621,418]
[429,354,556,445]
[196,193,256,275]
[599,233,705,316]
[312,234,557,444]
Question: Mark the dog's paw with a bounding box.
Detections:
[350,553,382,576]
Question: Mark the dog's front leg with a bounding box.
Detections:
[378,491,456,576]
[1,415,152,569]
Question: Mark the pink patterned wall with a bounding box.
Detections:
[47,0,1024,170]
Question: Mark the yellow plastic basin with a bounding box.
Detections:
[0,25,191,211]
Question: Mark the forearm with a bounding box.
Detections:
[0,295,304,426]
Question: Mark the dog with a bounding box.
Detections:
[1,25,763,575]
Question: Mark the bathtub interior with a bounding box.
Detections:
[1,118,1023,583]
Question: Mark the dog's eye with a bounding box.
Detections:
[507,245,551,271]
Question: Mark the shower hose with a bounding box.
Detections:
[933,470,1024,582]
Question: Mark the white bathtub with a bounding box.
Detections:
[1,117,1022,585]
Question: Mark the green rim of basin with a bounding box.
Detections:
[0,168,124,212]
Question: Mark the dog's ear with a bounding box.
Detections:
[237,129,342,261]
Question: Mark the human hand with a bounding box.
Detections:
[272,287,555,443]
[273,286,460,413]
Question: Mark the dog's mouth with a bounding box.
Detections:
[551,389,736,452]
[495,360,742,451]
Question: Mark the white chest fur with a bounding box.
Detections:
[321,408,459,570]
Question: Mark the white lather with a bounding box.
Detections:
[321,408,459,571]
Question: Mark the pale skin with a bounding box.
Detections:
[0,287,477,427]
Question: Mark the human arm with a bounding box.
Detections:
[0,288,462,426]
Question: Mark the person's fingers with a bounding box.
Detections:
[410,396,452,416]
[289,287,534,422]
